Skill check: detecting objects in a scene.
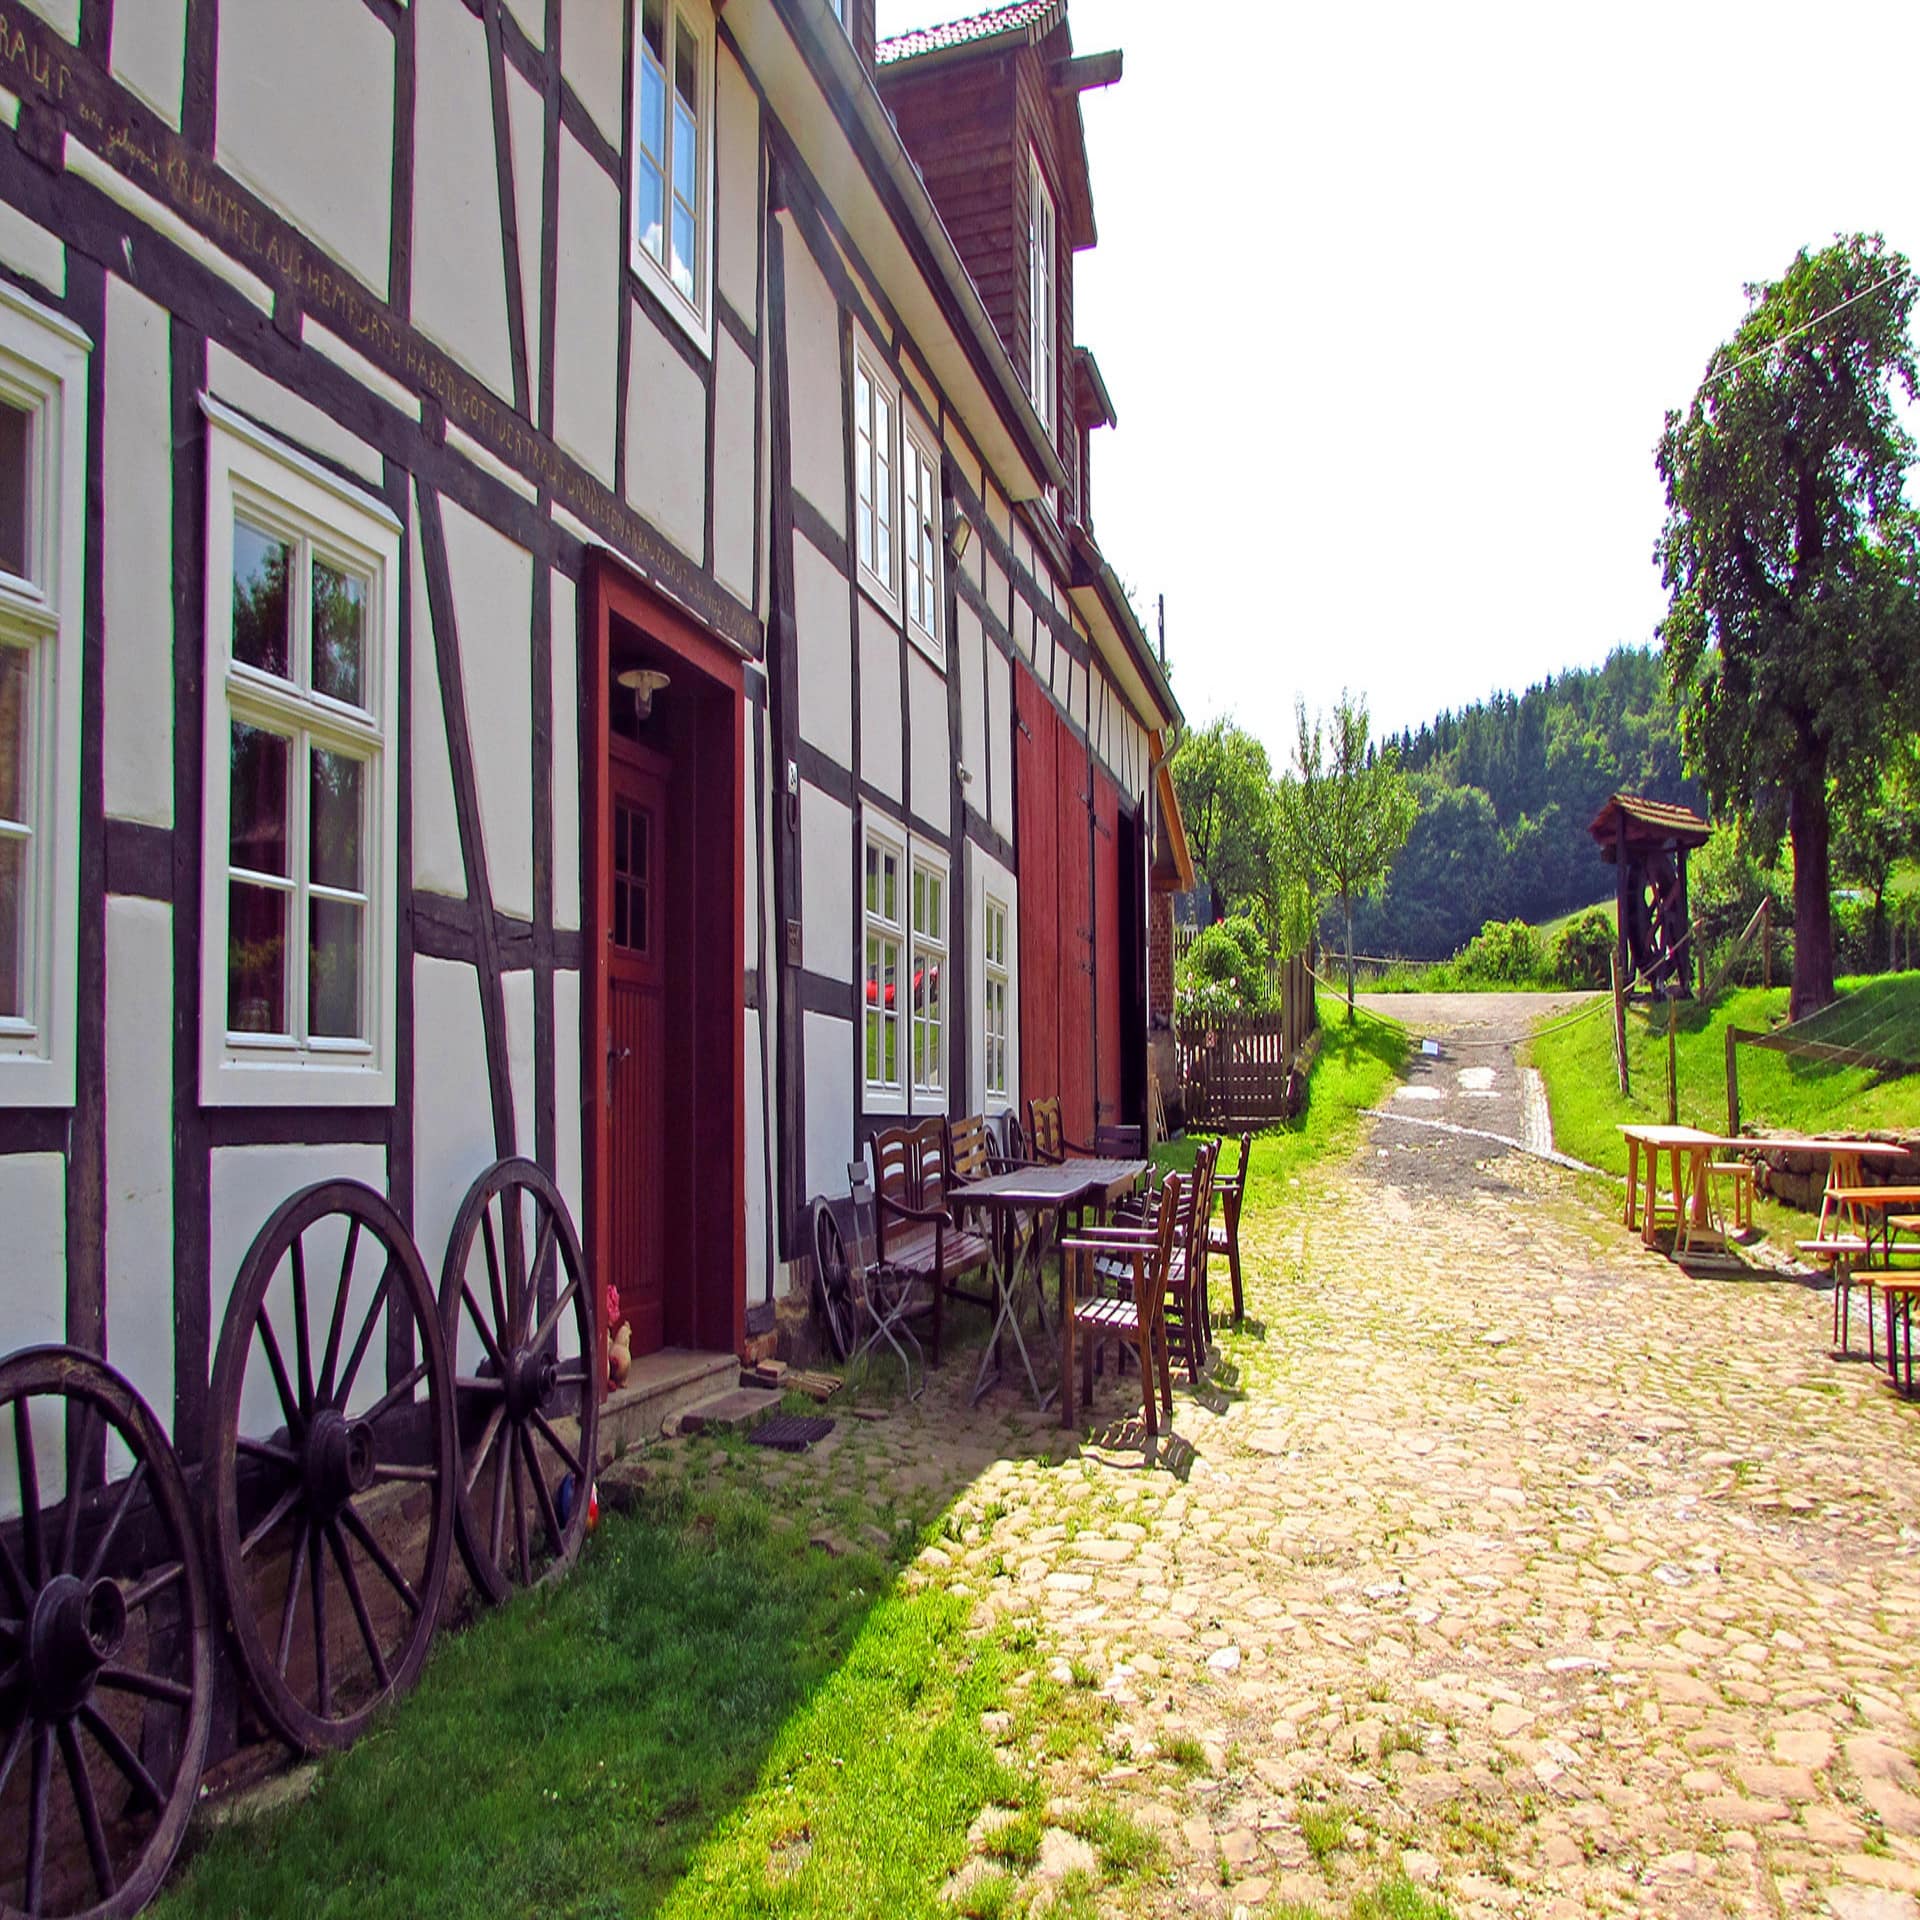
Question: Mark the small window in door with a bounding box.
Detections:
[613,797,651,955]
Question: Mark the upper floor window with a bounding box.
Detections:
[852,342,897,610]
[0,284,88,1110]
[201,401,402,1107]
[632,0,713,345]
[903,418,941,659]
[983,894,1010,1105]
[1028,153,1056,433]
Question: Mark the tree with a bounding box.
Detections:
[1655,233,1920,1018]
[1833,738,1920,968]
[1279,694,1417,1018]
[1169,720,1279,925]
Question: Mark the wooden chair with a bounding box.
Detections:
[1206,1130,1254,1325]
[869,1119,992,1368]
[1026,1095,1092,1165]
[1060,1177,1179,1449]
[1094,1123,1144,1157]
[808,1164,929,1395]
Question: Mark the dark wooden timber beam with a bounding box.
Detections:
[1050,50,1123,95]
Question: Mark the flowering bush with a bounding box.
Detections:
[1174,918,1273,1026]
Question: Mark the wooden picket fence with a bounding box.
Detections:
[1175,953,1317,1126]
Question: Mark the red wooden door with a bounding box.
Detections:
[608,748,667,1353]
[1056,726,1094,1143]
[1016,672,1058,1111]
[1093,768,1122,1129]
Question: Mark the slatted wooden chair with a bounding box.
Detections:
[1094,1124,1144,1157]
[1206,1130,1254,1325]
[1170,1136,1219,1375]
[1800,1151,1881,1357]
[1026,1094,1093,1165]
[1060,1176,1179,1450]
[869,1118,992,1368]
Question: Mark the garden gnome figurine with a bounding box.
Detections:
[608,1320,633,1388]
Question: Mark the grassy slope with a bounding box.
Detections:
[1529,973,1920,1179]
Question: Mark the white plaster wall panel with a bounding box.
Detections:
[943,419,981,502]
[624,307,706,560]
[216,0,394,298]
[552,130,621,485]
[553,967,584,1249]
[441,498,534,920]
[104,898,174,1432]
[1010,522,1031,580]
[901,355,937,431]
[409,495,466,899]
[505,65,548,403]
[957,510,981,591]
[712,331,756,604]
[986,647,1012,840]
[103,276,174,827]
[798,781,851,983]
[209,1143,386,1444]
[715,48,760,326]
[503,0,544,48]
[550,567,581,932]
[907,650,948,834]
[18,0,76,40]
[980,553,1006,632]
[111,0,185,127]
[957,601,985,807]
[856,599,901,804]
[411,955,496,1288]
[412,0,516,400]
[1071,659,1089,733]
[793,532,851,764]
[558,0,622,148]
[802,1011,855,1204]
[503,968,536,1168]
[0,1153,64,1381]
[781,225,844,536]
[206,344,383,487]
[1050,641,1071,712]
[743,1008,768,1306]
[0,202,63,296]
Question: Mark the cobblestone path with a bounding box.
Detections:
[679,1005,1920,1918]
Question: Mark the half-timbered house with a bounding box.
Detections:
[0,0,1182,1442]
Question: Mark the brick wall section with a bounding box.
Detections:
[1149,892,1173,1027]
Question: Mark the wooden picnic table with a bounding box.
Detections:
[951,1157,1149,1420]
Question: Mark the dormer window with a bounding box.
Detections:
[1028,153,1056,433]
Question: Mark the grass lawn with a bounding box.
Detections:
[1528,972,1920,1181]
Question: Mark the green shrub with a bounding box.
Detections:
[1552,907,1615,987]
[1175,917,1273,1025]
[1454,918,1544,986]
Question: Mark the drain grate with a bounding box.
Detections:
[747,1414,837,1452]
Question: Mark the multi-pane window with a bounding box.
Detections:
[853,349,895,604]
[0,285,87,1110]
[984,896,1010,1104]
[202,404,400,1105]
[864,835,903,1093]
[1028,154,1056,432]
[633,0,711,335]
[903,422,941,656]
[911,862,945,1097]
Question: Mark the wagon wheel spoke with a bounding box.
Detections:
[122,1558,185,1614]
[459,1285,509,1374]
[530,1408,586,1488]
[80,1701,164,1812]
[58,1401,98,1574]
[310,1522,331,1720]
[241,1483,304,1561]
[480,1211,510,1363]
[0,1517,29,1613]
[25,1722,51,1916]
[60,1713,117,1900]
[337,1502,423,1617]
[276,1523,313,1678]
[529,1267,582,1358]
[238,1435,300,1469]
[98,1665,193,1709]
[373,1461,440,1484]
[521,1427,565,1559]
[456,1374,507,1397]
[522,1216,558,1343]
[511,1437,531,1586]
[317,1214,363,1405]
[361,1359,430,1427]
[256,1306,305,1439]
[462,1406,507,1500]
[333,1262,396,1410]
[326,1520,392,1694]
[14,1396,44,1587]
[0,1712,26,1803]
[84,1455,149,1584]
[290,1235,317,1414]
[489,1417,513,1564]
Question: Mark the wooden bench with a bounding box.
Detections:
[1797,1236,1879,1356]
[870,1117,992,1368]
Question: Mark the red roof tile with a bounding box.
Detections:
[876,1,1065,66]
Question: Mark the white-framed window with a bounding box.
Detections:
[200,399,402,1107]
[864,815,946,1113]
[983,894,1010,1105]
[631,0,714,348]
[1028,152,1056,433]
[910,858,946,1099]
[0,283,88,1110]
[852,341,897,611]
[902,416,941,660]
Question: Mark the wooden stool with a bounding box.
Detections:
[1710,1160,1754,1233]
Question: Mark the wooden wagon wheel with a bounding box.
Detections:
[809,1200,859,1364]
[437,1159,599,1605]
[205,1182,455,1753]
[0,1347,211,1920]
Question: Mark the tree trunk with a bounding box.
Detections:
[1787,767,1837,1020]
[1344,899,1356,1021]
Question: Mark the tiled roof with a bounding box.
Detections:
[876,1,1065,66]
[1589,793,1712,848]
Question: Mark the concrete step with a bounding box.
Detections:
[597,1347,740,1459]
[672,1385,784,1436]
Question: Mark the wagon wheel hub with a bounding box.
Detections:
[26,1571,128,1718]
[303,1408,377,1516]
[505,1347,558,1423]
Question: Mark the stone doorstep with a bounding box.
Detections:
[599,1347,742,1455]
[671,1384,786,1436]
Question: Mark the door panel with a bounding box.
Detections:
[1015,671,1057,1113]
[1056,724,1094,1144]
[1093,769,1122,1127]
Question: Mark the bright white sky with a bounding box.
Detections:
[876,0,1920,763]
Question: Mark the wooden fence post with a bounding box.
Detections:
[1761,899,1772,990]
[1666,999,1679,1127]
[1725,1026,1740,1138]
[1610,951,1629,1096]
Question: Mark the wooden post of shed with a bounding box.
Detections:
[1676,847,1694,997]
[1725,1026,1741,1137]
[1666,1000,1679,1126]
[1615,811,1632,990]
[1610,950,1629,1095]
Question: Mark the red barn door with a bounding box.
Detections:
[1015,671,1058,1113]
[1092,768,1123,1131]
[1056,726,1095,1143]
